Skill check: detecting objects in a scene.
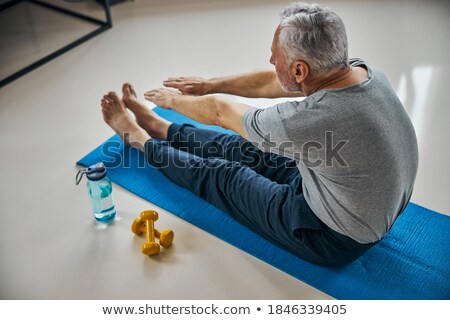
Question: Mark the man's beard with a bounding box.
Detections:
[277,71,299,92]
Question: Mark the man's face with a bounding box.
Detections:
[270,26,299,92]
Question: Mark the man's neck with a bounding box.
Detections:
[301,66,364,96]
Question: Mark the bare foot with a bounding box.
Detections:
[122,83,172,140]
[101,91,150,151]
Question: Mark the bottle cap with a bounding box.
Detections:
[76,162,107,185]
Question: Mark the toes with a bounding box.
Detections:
[109,91,120,100]
[107,91,121,104]
[122,83,130,94]
[123,83,137,97]
[122,82,137,98]
[104,95,113,104]
[101,104,109,120]
[113,95,126,109]
[129,84,136,96]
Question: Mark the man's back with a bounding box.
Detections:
[243,58,419,243]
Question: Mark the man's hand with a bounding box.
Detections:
[163,77,209,96]
[144,88,181,109]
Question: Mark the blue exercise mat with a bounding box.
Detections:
[78,107,450,299]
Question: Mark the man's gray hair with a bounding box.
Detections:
[279,2,349,73]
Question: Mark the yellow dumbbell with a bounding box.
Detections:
[155,229,174,248]
[131,210,174,255]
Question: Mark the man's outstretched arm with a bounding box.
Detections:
[163,70,304,99]
[144,88,252,139]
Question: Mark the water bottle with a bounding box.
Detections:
[76,162,116,223]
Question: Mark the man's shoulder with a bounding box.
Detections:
[268,98,310,119]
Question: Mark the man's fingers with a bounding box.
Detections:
[164,77,201,86]
[165,77,183,81]
[164,81,191,89]
[143,94,156,102]
[144,88,179,99]
[144,88,163,95]
[143,91,155,97]
[163,82,180,88]
[164,78,184,86]
[166,76,191,81]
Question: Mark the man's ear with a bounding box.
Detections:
[293,61,310,83]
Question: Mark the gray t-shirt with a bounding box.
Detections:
[242,58,418,243]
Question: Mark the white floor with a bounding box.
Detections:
[0,0,449,299]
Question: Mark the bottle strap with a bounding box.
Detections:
[75,168,88,185]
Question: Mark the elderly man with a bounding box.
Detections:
[101,2,418,266]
